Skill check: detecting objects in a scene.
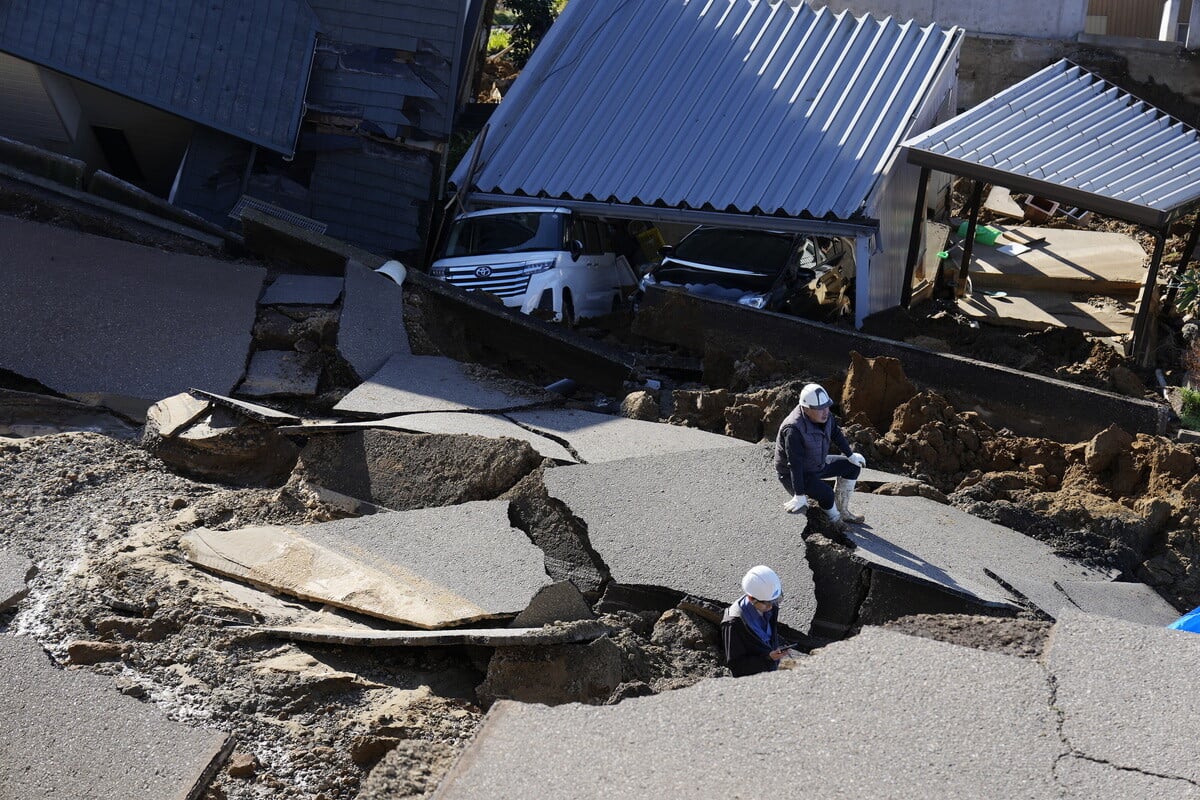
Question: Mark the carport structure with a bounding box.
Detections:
[902,60,1200,365]
[451,0,963,327]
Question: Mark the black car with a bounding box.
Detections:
[639,226,852,318]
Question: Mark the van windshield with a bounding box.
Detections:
[441,212,565,257]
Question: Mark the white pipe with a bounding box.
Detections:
[1160,0,1182,42]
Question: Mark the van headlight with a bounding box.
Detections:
[738,292,768,309]
[521,259,556,275]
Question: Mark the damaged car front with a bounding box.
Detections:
[638,227,853,320]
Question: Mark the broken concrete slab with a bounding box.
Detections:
[181,501,550,628]
[0,216,263,402]
[144,392,211,439]
[337,259,412,381]
[238,350,321,397]
[334,353,548,415]
[294,428,543,510]
[282,412,575,463]
[507,407,754,464]
[259,274,344,306]
[983,186,1025,219]
[512,581,595,627]
[0,634,231,798]
[0,549,33,611]
[957,290,1136,337]
[476,636,626,708]
[0,388,139,439]
[845,494,1109,614]
[247,619,609,647]
[542,446,818,631]
[1055,579,1179,627]
[1048,611,1200,785]
[189,389,301,424]
[966,227,1146,295]
[436,627,1060,798]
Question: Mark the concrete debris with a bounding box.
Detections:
[238,350,322,397]
[0,548,33,611]
[0,388,138,439]
[437,627,1061,798]
[542,445,818,631]
[982,185,1025,219]
[260,274,344,306]
[476,636,626,708]
[508,407,754,464]
[247,619,610,647]
[0,635,231,799]
[0,216,264,403]
[511,581,596,628]
[337,260,413,381]
[965,227,1145,296]
[293,428,543,510]
[181,501,550,628]
[334,353,549,415]
[143,393,299,485]
[619,390,660,421]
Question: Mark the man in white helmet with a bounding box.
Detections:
[721,565,788,677]
[774,382,867,529]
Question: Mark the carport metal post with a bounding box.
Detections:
[902,166,931,308]
[956,181,984,297]
[1133,230,1167,367]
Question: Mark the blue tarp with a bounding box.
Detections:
[1167,605,1200,633]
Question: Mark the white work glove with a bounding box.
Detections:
[849,452,867,469]
[783,494,809,514]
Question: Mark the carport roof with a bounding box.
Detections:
[903,60,1200,229]
[453,0,960,222]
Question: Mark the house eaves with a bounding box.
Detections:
[903,60,1200,229]
[0,0,319,155]
[452,0,960,223]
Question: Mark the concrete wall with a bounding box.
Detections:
[805,0,1088,40]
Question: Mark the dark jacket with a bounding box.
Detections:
[721,599,780,677]
[774,404,853,492]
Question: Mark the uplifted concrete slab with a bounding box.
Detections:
[845,494,1109,613]
[957,290,1136,336]
[967,226,1145,295]
[259,274,343,305]
[250,619,609,647]
[543,446,817,631]
[507,407,754,464]
[435,627,1060,799]
[182,501,550,628]
[238,350,321,397]
[338,260,412,381]
[280,412,575,462]
[0,388,139,439]
[0,216,263,401]
[0,635,230,799]
[0,549,33,611]
[335,353,546,415]
[1055,579,1179,627]
[1048,611,1200,785]
[190,389,301,423]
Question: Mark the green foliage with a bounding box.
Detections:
[505,0,560,68]
[487,28,511,54]
[1181,387,1200,431]
[1176,268,1200,316]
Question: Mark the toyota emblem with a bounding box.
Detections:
[474,266,493,278]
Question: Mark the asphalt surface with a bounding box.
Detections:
[337,260,411,380]
[334,353,545,414]
[259,274,343,305]
[238,350,321,397]
[0,548,31,611]
[1055,579,1179,626]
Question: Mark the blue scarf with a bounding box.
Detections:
[738,596,774,648]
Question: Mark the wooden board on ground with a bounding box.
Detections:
[961,226,1145,295]
[957,291,1136,336]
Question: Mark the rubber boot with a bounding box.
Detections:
[823,503,846,531]
[835,477,864,524]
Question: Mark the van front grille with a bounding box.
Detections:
[441,264,532,298]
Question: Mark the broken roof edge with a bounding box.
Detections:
[902,146,1171,229]
[463,192,878,237]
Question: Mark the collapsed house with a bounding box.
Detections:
[450,0,963,327]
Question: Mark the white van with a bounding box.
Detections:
[430,206,637,324]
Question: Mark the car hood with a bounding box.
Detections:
[653,256,780,293]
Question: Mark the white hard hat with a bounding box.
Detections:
[741,565,782,602]
[799,383,832,410]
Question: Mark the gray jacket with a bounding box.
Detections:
[774,405,853,490]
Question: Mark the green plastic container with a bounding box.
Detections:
[956,221,1003,246]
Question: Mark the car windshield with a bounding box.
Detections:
[672,229,795,274]
[441,212,565,257]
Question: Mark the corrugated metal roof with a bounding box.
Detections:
[904,60,1200,228]
[0,0,319,154]
[453,0,960,221]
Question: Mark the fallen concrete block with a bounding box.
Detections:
[338,259,412,381]
[983,186,1025,219]
[0,549,34,611]
[294,428,543,510]
[436,627,1059,798]
[335,353,548,415]
[0,635,231,799]
[238,350,321,397]
[512,581,595,627]
[507,407,755,463]
[0,216,264,403]
[1054,579,1179,627]
[144,392,211,439]
[476,636,626,708]
[0,388,138,439]
[542,446,818,631]
[181,501,550,628]
[1048,612,1200,785]
[246,619,609,647]
[260,274,344,306]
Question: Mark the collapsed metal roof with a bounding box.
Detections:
[453,0,960,222]
[0,0,319,155]
[903,60,1200,229]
